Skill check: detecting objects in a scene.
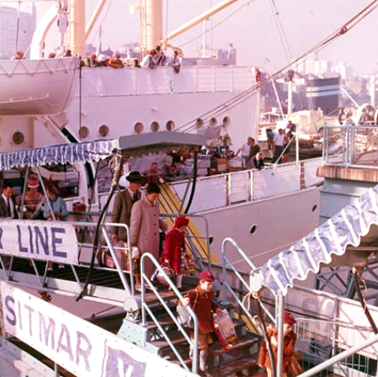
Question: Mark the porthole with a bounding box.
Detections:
[12,131,25,145]
[151,121,160,132]
[98,124,109,137]
[195,118,204,128]
[208,235,214,245]
[209,117,217,127]
[223,116,230,126]
[78,126,89,139]
[250,225,257,235]
[134,122,144,134]
[312,204,318,212]
[166,120,175,131]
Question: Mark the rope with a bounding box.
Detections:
[175,0,378,134]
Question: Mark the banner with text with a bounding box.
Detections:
[1,283,197,377]
[0,220,78,264]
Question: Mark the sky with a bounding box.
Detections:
[3,0,378,75]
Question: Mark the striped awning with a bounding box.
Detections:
[260,185,378,296]
[0,139,118,170]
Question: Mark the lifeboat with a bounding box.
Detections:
[0,57,79,116]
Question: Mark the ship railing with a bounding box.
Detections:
[0,220,137,301]
[140,252,199,374]
[220,237,274,329]
[295,317,377,376]
[323,124,378,169]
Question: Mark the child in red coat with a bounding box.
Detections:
[159,215,189,289]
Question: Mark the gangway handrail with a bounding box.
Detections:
[221,237,275,325]
[140,252,199,374]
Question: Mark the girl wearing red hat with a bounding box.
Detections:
[159,216,190,289]
[258,312,298,377]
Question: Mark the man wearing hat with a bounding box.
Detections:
[181,270,223,376]
[258,311,298,377]
[111,171,142,243]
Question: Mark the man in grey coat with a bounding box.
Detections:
[111,171,142,242]
[130,183,168,291]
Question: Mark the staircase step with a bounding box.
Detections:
[208,355,259,377]
[209,334,260,357]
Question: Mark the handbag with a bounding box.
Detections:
[287,352,303,377]
[177,289,198,328]
[155,262,175,286]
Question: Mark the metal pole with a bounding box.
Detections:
[300,332,378,377]
[295,123,299,165]
[288,80,293,116]
[276,294,284,377]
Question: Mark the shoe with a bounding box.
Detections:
[58,264,65,269]
[47,267,53,272]
[135,285,141,293]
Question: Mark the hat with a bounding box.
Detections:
[199,270,215,283]
[126,171,142,184]
[27,175,39,189]
[174,216,189,228]
[284,312,296,325]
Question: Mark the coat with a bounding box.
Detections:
[258,327,297,372]
[0,195,18,218]
[111,189,141,242]
[129,196,165,278]
[183,284,219,334]
[159,227,185,274]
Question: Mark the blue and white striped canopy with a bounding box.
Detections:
[0,139,118,170]
[260,185,378,296]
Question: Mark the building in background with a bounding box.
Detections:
[0,5,36,59]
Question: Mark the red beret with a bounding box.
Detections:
[174,216,189,228]
[284,312,296,325]
[199,270,215,282]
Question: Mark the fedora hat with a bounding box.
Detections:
[126,171,142,183]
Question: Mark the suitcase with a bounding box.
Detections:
[213,309,238,351]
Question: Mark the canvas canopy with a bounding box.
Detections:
[259,185,378,296]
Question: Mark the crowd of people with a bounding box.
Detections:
[11,45,183,73]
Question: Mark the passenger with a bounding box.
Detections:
[251,152,265,170]
[43,184,67,270]
[48,52,56,59]
[181,271,223,377]
[97,54,108,67]
[64,49,72,57]
[247,137,261,169]
[43,184,68,221]
[0,182,18,219]
[12,50,24,60]
[159,216,190,290]
[286,120,296,134]
[18,175,45,220]
[166,49,182,73]
[154,45,166,66]
[258,311,298,377]
[85,53,101,67]
[236,137,253,168]
[110,171,142,243]
[130,58,141,68]
[142,162,165,184]
[282,130,293,164]
[140,49,157,69]
[266,128,275,159]
[108,53,125,69]
[129,183,168,291]
[272,128,285,164]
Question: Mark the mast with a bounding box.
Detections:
[70,0,86,57]
[140,0,163,55]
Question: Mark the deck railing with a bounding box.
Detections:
[323,124,378,169]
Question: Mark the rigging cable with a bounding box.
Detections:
[178,0,256,48]
[268,0,292,63]
[175,0,378,134]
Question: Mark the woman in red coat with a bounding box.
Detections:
[258,312,297,377]
[159,216,189,289]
